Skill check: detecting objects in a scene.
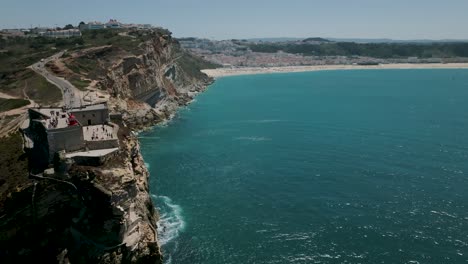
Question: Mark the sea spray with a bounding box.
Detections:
[151,194,186,245]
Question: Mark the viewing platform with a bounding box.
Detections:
[23,102,120,166]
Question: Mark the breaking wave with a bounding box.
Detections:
[151,194,186,246]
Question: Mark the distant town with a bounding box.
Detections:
[0,19,155,38]
[179,38,468,67]
[2,19,468,69]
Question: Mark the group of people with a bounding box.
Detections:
[47,116,60,129]
[64,86,76,108]
[47,110,62,129]
[88,125,114,141]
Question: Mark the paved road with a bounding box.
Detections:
[30,51,83,108]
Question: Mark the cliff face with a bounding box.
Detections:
[0,130,162,263]
[60,30,215,129]
[106,35,213,129]
[0,29,216,263]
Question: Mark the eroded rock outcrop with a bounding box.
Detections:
[105,35,213,129]
[0,127,162,263]
[61,29,214,130]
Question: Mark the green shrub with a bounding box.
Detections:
[0,98,30,112]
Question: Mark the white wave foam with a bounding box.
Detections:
[234,136,271,142]
[151,194,186,246]
[318,253,341,259]
[430,210,457,218]
[247,119,282,123]
[156,117,176,127]
[144,162,150,169]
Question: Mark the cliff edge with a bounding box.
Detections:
[1,127,161,263]
[0,28,217,263]
[46,28,217,129]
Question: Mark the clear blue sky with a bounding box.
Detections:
[2,0,467,40]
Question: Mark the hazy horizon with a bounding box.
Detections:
[183,36,468,42]
[2,0,468,40]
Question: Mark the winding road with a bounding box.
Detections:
[30,51,83,108]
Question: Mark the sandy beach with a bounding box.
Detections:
[202,63,468,78]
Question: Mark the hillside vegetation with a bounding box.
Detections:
[0,28,218,112]
[0,132,30,208]
[0,98,29,112]
[0,37,79,107]
[0,68,62,106]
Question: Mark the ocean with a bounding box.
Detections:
[139,69,468,263]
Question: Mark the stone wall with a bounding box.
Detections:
[47,126,84,161]
[69,149,118,166]
[85,139,119,150]
[71,108,109,126]
[25,120,50,171]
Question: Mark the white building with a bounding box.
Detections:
[105,19,122,29]
[43,29,82,38]
[79,22,105,31]
[79,20,153,31]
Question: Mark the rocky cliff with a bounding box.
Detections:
[0,28,217,263]
[0,128,161,263]
[56,29,216,129]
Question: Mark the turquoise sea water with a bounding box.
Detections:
[140,69,468,264]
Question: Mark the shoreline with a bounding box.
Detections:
[201,63,468,78]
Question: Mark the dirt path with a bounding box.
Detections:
[0,92,17,99]
[0,83,38,136]
[0,82,38,117]
[0,113,28,137]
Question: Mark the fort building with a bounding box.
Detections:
[23,102,119,168]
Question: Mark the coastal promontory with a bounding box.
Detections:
[0,27,216,263]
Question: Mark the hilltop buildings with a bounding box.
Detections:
[79,21,106,31]
[0,28,81,38]
[1,19,154,39]
[43,29,82,38]
[105,19,121,29]
[79,19,153,31]
[0,29,25,37]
